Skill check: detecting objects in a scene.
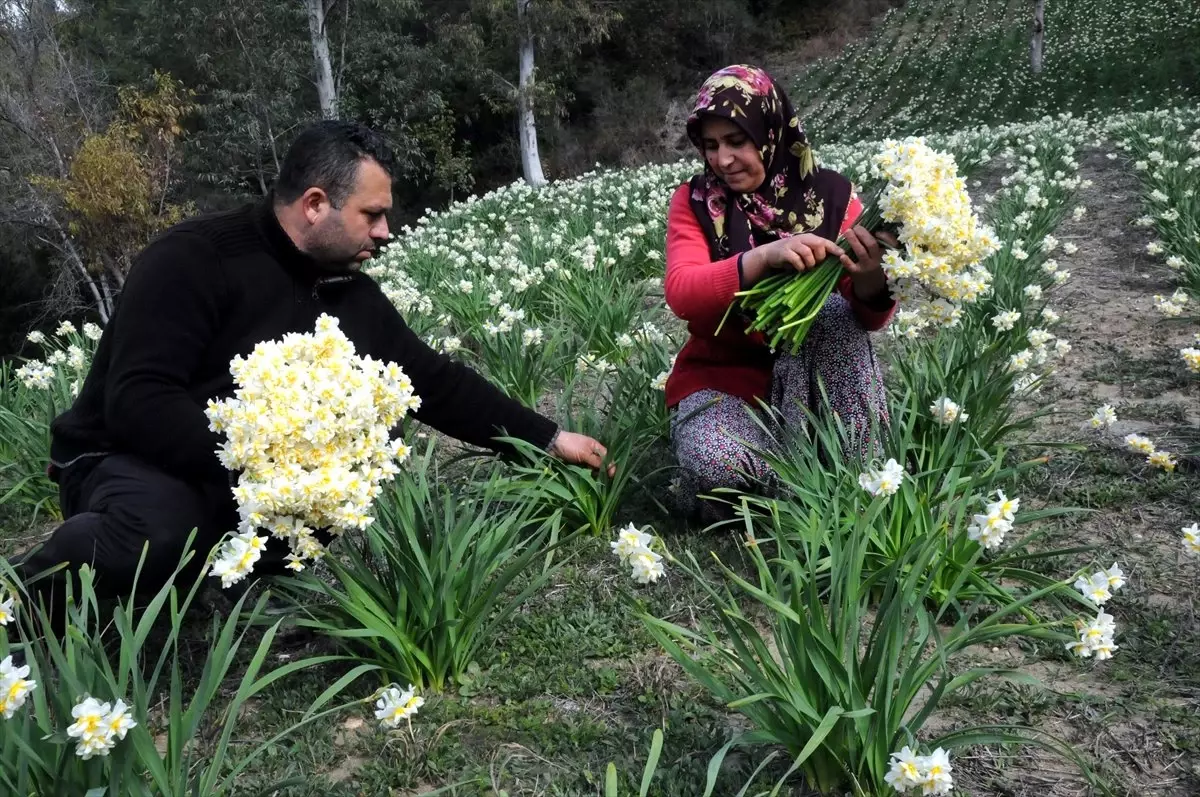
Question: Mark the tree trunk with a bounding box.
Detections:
[516,0,547,187]
[59,231,113,323]
[305,0,339,119]
[1031,0,1045,74]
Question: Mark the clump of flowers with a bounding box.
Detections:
[991,309,1021,331]
[858,458,906,498]
[1181,345,1200,374]
[375,684,424,729]
[211,530,269,588]
[0,655,37,719]
[1066,563,1126,662]
[1089,405,1117,429]
[1073,563,1125,605]
[1066,610,1118,660]
[929,396,968,425]
[1147,450,1177,472]
[1123,433,1156,455]
[730,138,999,350]
[14,320,98,395]
[611,523,665,584]
[67,696,137,759]
[205,314,419,583]
[1152,289,1188,317]
[967,490,1019,550]
[1183,522,1200,555]
[885,746,954,794]
[1122,433,1179,472]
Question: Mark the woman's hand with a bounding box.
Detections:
[551,430,617,477]
[841,225,898,302]
[741,234,854,288]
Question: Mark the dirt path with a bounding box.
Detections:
[951,148,1200,796]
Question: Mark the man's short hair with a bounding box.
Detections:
[275,121,397,207]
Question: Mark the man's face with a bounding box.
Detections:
[306,159,393,270]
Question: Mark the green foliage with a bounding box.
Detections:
[0,328,98,524]
[281,444,576,693]
[0,539,374,795]
[643,482,1090,796]
[1107,108,1200,300]
[0,365,60,523]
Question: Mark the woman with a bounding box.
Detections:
[664,65,896,520]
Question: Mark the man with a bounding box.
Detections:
[13,120,610,607]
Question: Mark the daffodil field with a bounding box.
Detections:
[1,0,1199,794]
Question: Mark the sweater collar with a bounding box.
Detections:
[254,195,344,279]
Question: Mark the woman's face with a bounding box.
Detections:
[699,116,766,193]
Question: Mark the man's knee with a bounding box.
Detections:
[20,455,221,592]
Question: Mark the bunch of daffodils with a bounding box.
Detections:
[858,458,906,498]
[728,138,999,351]
[374,684,424,729]
[15,320,101,395]
[610,523,665,584]
[0,655,36,719]
[1073,563,1125,605]
[1066,609,1119,660]
[67,696,137,759]
[205,314,420,583]
[884,746,954,795]
[967,490,1020,550]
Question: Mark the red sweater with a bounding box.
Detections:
[663,183,896,408]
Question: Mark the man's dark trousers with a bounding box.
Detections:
[13,455,240,610]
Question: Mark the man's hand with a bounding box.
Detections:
[551,430,616,477]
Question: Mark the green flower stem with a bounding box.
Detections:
[724,196,890,352]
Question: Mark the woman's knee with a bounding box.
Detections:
[676,435,766,491]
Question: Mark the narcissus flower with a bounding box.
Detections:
[858,458,905,498]
[375,685,424,728]
[1089,405,1117,429]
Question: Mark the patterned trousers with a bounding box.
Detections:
[669,293,889,521]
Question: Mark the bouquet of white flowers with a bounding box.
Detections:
[205,314,420,585]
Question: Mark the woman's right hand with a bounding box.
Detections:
[741,234,854,288]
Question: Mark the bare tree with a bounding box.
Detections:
[0,0,114,319]
[516,0,546,186]
[1,2,194,324]
[1031,0,1045,74]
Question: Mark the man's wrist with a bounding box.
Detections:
[545,427,562,455]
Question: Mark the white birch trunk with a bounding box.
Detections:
[61,234,113,323]
[305,0,339,119]
[1031,0,1045,74]
[516,0,547,187]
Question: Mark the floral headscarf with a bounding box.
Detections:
[686,65,852,260]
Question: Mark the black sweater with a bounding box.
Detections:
[50,201,557,482]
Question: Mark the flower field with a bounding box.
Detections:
[2,1,1199,794]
